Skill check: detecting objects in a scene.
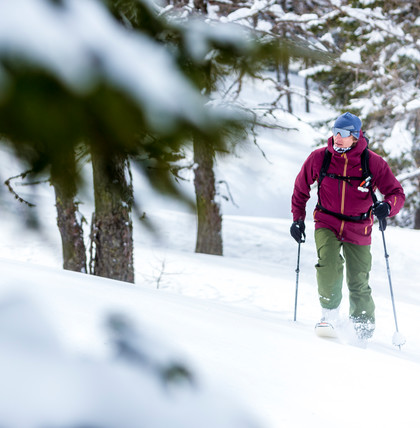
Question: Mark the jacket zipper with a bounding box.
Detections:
[339,154,348,238]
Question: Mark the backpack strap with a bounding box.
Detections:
[361,145,379,206]
[315,204,372,222]
[357,148,374,192]
[316,147,374,222]
[317,148,331,187]
[319,148,371,185]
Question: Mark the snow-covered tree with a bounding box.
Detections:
[159,0,327,254]
[209,0,419,228]
[301,0,420,227]
[0,0,324,276]
[0,0,241,280]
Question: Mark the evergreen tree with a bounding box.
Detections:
[160,0,326,254]
[0,0,327,279]
[0,0,247,280]
[303,0,420,227]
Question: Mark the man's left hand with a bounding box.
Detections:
[373,201,391,220]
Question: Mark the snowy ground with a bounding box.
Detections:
[1,207,419,427]
[1,77,419,427]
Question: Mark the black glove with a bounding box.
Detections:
[373,201,390,231]
[290,220,306,243]
[373,201,390,220]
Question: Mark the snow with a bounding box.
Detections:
[298,64,332,77]
[340,47,362,64]
[383,120,413,158]
[225,7,253,23]
[364,29,385,44]
[256,20,273,32]
[406,98,420,112]
[183,20,251,63]
[0,2,419,427]
[1,202,420,427]
[390,46,420,63]
[397,168,420,183]
[320,32,335,46]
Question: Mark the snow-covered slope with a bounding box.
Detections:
[0,210,419,427]
[0,70,418,427]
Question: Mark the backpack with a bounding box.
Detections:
[316,136,377,222]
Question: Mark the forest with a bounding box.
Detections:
[0,0,419,283]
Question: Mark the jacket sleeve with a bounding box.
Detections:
[371,154,405,217]
[291,150,321,221]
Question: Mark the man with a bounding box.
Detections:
[290,112,405,339]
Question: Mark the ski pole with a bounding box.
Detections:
[379,219,405,349]
[294,233,305,322]
[293,242,300,321]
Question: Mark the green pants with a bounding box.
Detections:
[315,228,375,323]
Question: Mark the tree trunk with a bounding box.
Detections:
[304,60,310,113]
[51,151,87,273]
[415,207,420,230]
[90,149,134,283]
[283,58,293,114]
[413,112,420,229]
[193,0,207,13]
[193,137,223,255]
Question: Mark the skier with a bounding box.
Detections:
[290,112,405,339]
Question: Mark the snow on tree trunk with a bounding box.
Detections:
[193,136,223,256]
[51,152,87,273]
[90,149,134,283]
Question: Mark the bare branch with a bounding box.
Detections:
[218,179,239,207]
[4,170,37,207]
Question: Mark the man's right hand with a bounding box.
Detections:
[290,220,306,243]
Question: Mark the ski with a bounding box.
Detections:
[315,321,337,338]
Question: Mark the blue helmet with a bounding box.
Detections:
[333,112,362,139]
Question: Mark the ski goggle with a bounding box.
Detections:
[332,127,357,138]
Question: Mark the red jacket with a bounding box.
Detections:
[291,133,405,245]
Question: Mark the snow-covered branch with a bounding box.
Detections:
[397,168,420,183]
[324,0,412,42]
